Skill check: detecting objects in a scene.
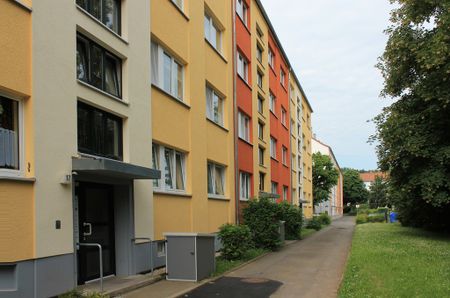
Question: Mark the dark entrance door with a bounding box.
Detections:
[77,182,116,284]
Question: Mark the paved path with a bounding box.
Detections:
[125,216,355,298]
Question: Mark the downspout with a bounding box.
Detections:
[288,71,294,205]
[232,0,240,224]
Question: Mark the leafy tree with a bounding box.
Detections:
[342,168,368,205]
[312,152,339,205]
[372,0,450,230]
[369,176,389,208]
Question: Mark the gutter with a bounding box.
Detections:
[232,0,240,224]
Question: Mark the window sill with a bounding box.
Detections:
[270,110,278,119]
[258,111,266,120]
[269,65,277,76]
[239,198,250,202]
[238,137,253,147]
[271,157,279,163]
[206,118,229,132]
[237,75,252,91]
[205,39,228,64]
[153,190,192,198]
[259,164,267,169]
[170,1,190,21]
[257,58,265,71]
[152,84,191,110]
[208,195,230,201]
[76,6,129,45]
[0,175,36,183]
[282,163,289,169]
[258,137,266,145]
[11,0,32,12]
[282,123,289,130]
[78,80,128,106]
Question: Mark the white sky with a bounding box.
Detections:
[259,0,394,170]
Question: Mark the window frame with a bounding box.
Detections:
[282,146,288,165]
[258,146,265,166]
[236,0,248,27]
[269,92,276,114]
[207,162,226,198]
[0,93,24,177]
[257,121,264,140]
[280,69,286,87]
[204,13,222,52]
[205,85,225,126]
[259,172,265,191]
[283,186,288,201]
[256,44,263,63]
[271,181,278,195]
[270,137,277,159]
[76,0,122,35]
[238,111,250,142]
[257,96,264,114]
[152,143,186,193]
[257,71,263,89]
[281,107,287,126]
[172,0,184,11]
[237,51,249,82]
[268,47,275,69]
[239,171,251,201]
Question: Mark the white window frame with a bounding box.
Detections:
[172,0,183,10]
[258,146,264,165]
[282,146,287,165]
[151,42,184,101]
[281,107,287,125]
[257,96,264,114]
[206,85,224,126]
[283,186,288,201]
[238,111,250,142]
[257,71,263,88]
[152,143,186,193]
[0,93,24,178]
[280,69,285,86]
[208,162,226,198]
[240,171,251,201]
[236,0,248,26]
[258,122,264,140]
[257,44,263,62]
[269,92,276,114]
[259,172,265,191]
[268,47,274,68]
[271,181,278,194]
[204,13,222,52]
[237,51,248,82]
[270,137,277,159]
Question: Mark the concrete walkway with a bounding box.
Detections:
[124,216,355,298]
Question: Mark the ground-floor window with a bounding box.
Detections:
[0,95,20,170]
[240,171,251,200]
[152,143,186,192]
[207,162,225,197]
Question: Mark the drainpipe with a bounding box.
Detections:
[232,0,240,224]
[288,71,293,205]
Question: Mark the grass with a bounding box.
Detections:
[339,223,450,298]
[213,248,268,277]
[300,228,317,239]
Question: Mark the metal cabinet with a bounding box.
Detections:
[164,233,216,282]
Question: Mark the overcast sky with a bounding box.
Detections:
[259,0,395,170]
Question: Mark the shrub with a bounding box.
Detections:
[243,198,283,250]
[343,206,352,214]
[279,202,303,240]
[317,213,332,225]
[368,213,386,223]
[356,214,368,224]
[218,224,252,260]
[306,217,322,231]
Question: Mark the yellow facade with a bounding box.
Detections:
[151,0,235,240]
[302,96,314,218]
[0,0,34,262]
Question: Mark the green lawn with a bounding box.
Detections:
[213,248,267,277]
[339,223,450,297]
[300,228,317,239]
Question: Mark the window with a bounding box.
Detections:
[238,111,250,142]
[204,13,222,52]
[257,45,263,62]
[152,143,186,192]
[157,242,166,257]
[256,24,264,38]
[281,108,287,125]
[76,0,121,34]
[291,154,295,169]
[271,181,278,194]
[257,71,263,89]
[268,47,274,68]
[259,172,265,191]
[269,92,276,113]
[282,146,287,165]
[258,122,264,140]
[257,96,264,114]
[208,162,225,196]
[237,52,248,82]
[172,0,183,10]
[236,0,248,26]
[258,146,264,165]
[297,107,301,120]
[270,137,277,159]
[283,186,288,201]
[240,172,251,200]
[77,102,123,160]
[206,85,224,125]
[151,42,184,101]
[77,34,122,97]
[0,96,20,171]
[280,69,286,86]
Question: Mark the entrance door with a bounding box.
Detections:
[77,182,116,284]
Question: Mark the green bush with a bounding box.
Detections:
[306,217,322,231]
[279,202,303,240]
[317,213,332,225]
[243,198,283,250]
[368,213,386,223]
[356,214,368,224]
[343,206,352,213]
[218,224,253,260]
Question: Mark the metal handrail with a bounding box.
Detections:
[78,242,104,292]
[132,237,153,275]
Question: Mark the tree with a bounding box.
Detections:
[342,168,368,205]
[312,152,339,205]
[369,176,389,208]
[372,0,450,230]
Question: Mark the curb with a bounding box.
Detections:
[109,274,165,297]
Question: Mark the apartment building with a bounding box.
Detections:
[301,96,314,218]
[1,1,158,297]
[312,138,344,217]
[150,0,236,239]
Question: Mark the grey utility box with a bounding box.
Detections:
[164,233,216,281]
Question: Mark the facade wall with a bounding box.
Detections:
[301,98,314,218]
[152,0,235,239]
[289,73,303,206]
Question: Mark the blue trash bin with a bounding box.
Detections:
[389,212,397,223]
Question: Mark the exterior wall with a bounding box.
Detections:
[301,98,314,218]
[0,0,34,263]
[152,0,235,239]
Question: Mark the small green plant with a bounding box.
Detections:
[306,217,322,231]
[317,213,332,225]
[368,213,386,223]
[356,213,368,224]
[279,202,303,240]
[218,224,253,260]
